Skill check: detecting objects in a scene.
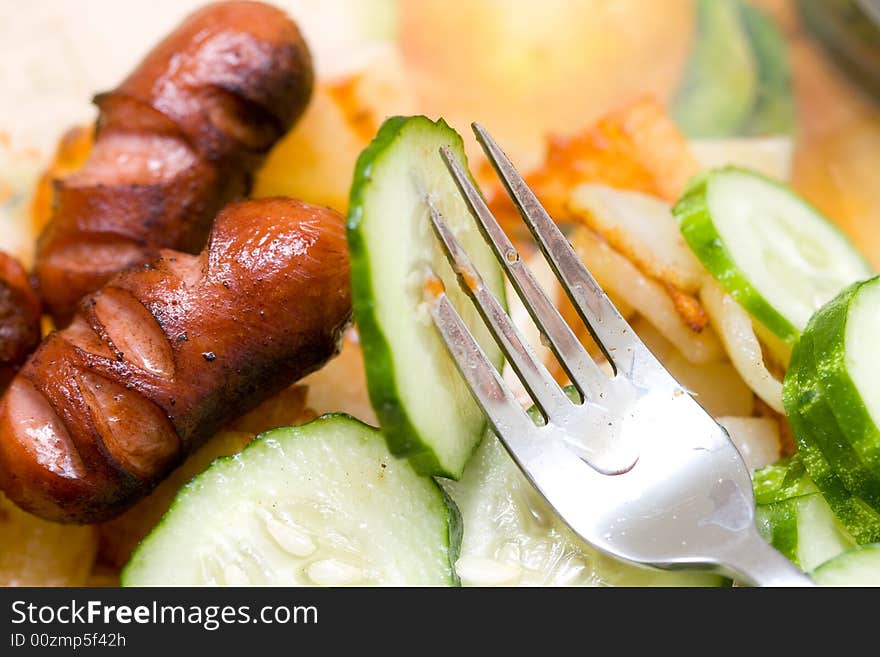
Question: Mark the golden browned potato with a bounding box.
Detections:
[254,47,416,213]
[299,329,378,426]
[0,491,98,586]
[97,428,257,571]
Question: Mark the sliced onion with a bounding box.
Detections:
[568,183,705,292]
[700,279,784,413]
[503,252,561,406]
[630,316,754,417]
[571,227,724,365]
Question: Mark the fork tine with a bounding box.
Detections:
[438,146,608,403]
[425,197,570,420]
[426,277,537,439]
[472,123,650,376]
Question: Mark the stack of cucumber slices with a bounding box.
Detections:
[676,167,880,583]
[126,117,880,586]
[782,277,880,543]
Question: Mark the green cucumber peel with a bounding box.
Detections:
[674,167,873,343]
[784,330,880,544]
[810,277,880,482]
[753,455,815,505]
[755,499,800,564]
[123,414,462,586]
[347,115,506,479]
[795,333,880,512]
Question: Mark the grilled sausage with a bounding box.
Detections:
[35,1,314,323]
[0,253,42,391]
[0,198,351,523]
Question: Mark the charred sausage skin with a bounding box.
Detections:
[0,199,351,523]
[0,253,42,390]
[35,1,314,323]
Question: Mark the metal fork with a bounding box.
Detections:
[424,123,814,586]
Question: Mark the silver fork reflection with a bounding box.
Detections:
[424,123,813,586]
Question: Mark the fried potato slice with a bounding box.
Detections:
[98,429,258,570]
[0,491,98,586]
[229,385,311,435]
[29,124,93,235]
[300,328,378,426]
[630,315,754,418]
[717,416,781,472]
[254,47,416,213]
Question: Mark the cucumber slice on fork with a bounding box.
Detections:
[347,116,506,478]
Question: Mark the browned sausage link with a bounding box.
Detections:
[0,198,351,523]
[35,1,314,324]
[0,252,42,391]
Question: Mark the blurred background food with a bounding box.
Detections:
[0,0,878,586]
[2,0,877,265]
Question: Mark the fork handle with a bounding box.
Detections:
[721,529,816,587]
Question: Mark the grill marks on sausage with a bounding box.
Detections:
[76,371,180,480]
[0,198,351,523]
[35,1,314,323]
[92,288,175,379]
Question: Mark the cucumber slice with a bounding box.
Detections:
[811,277,880,481]
[753,455,816,505]
[122,415,461,586]
[754,457,855,571]
[782,335,865,540]
[796,332,880,512]
[444,395,727,587]
[783,310,880,544]
[790,495,855,572]
[674,167,873,342]
[811,544,880,587]
[347,116,506,478]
